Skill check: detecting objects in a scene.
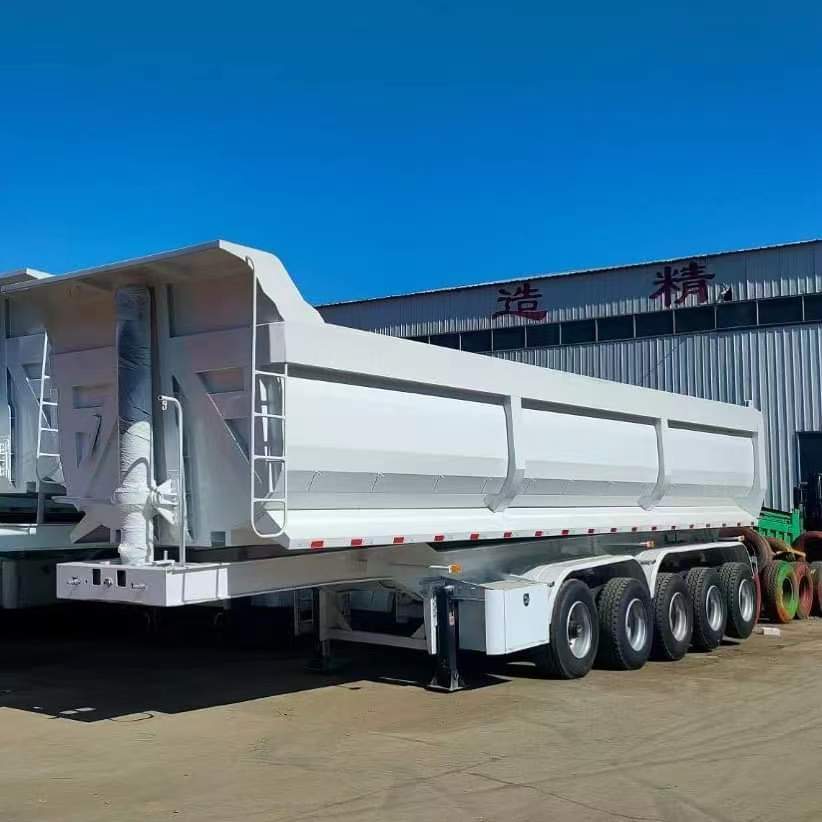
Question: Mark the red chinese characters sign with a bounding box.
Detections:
[649,261,715,308]
[493,281,547,321]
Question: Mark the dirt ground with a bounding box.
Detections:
[0,607,820,822]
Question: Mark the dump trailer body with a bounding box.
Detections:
[0,267,58,496]
[1,240,765,562]
[20,241,763,686]
[0,268,114,606]
[0,266,108,544]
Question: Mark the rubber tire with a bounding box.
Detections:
[533,579,599,679]
[651,572,693,661]
[762,560,798,624]
[719,562,756,639]
[767,537,793,556]
[753,569,762,624]
[720,526,772,574]
[793,531,822,563]
[793,561,813,619]
[686,567,726,651]
[809,561,822,615]
[595,577,653,670]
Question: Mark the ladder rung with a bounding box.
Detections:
[38,452,60,458]
[253,454,285,462]
[253,411,284,420]
[255,370,285,378]
[253,497,286,504]
[41,427,58,433]
[41,401,58,407]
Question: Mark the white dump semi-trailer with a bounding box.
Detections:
[0,269,112,608]
[4,241,764,684]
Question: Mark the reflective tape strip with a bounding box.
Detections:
[304,519,747,550]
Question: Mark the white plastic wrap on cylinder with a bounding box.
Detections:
[114,285,154,564]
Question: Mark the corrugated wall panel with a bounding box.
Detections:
[497,325,822,511]
[320,242,822,337]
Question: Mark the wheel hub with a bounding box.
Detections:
[566,600,593,659]
[625,597,648,651]
[668,591,689,642]
[706,584,724,632]
[738,578,755,622]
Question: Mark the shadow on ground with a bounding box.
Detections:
[0,604,510,722]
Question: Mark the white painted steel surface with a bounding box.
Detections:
[458,580,550,654]
[320,241,822,514]
[4,242,765,558]
[502,327,822,512]
[0,268,57,496]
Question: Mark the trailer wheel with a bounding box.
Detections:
[533,579,599,679]
[719,562,756,639]
[762,560,798,623]
[793,562,813,619]
[595,577,652,670]
[651,573,693,661]
[686,567,726,650]
[809,561,822,615]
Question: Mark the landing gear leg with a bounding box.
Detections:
[306,588,345,673]
[428,585,465,692]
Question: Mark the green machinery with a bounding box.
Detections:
[758,506,803,545]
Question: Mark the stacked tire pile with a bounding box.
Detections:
[734,528,822,624]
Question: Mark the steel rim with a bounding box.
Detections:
[706,584,724,632]
[668,591,689,642]
[738,578,755,622]
[566,600,593,659]
[625,597,648,651]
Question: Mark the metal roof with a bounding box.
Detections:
[317,238,822,308]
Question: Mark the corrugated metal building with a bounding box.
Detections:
[319,240,822,513]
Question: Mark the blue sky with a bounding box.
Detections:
[0,2,820,303]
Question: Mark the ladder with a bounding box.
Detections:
[35,332,62,484]
[249,260,287,539]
